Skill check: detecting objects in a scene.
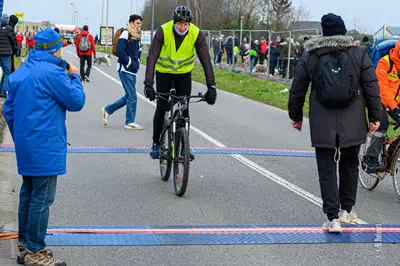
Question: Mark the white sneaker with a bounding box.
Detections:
[339,210,358,224]
[101,107,109,126]
[323,219,342,233]
[124,122,144,130]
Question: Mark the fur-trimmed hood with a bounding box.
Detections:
[305,35,354,53]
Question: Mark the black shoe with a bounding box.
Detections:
[85,76,90,82]
[362,156,384,173]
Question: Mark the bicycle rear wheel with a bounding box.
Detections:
[390,147,400,200]
[173,127,190,197]
[159,127,172,181]
[359,136,380,191]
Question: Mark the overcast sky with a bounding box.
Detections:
[4,0,400,35]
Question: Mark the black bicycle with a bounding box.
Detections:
[359,122,400,200]
[156,89,205,197]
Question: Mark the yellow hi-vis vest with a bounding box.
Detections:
[156,20,199,74]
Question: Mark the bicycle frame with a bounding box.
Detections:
[377,123,400,178]
[157,89,204,157]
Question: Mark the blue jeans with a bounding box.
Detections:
[0,56,11,94]
[105,72,137,125]
[18,176,57,253]
[227,53,233,65]
[250,57,255,72]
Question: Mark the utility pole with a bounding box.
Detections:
[151,0,155,42]
[105,0,110,50]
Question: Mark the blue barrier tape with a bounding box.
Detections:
[3,224,397,246]
[0,145,315,157]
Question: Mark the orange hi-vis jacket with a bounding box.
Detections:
[376,41,400,110]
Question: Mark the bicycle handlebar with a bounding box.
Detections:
[155,90,205,102]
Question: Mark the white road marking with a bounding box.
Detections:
[65,50,367,224]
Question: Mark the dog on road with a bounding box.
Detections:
[94,54,112,66]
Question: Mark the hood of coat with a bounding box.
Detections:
[304,35,354,53]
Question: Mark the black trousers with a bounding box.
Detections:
[153,71,192,144]
[315,145,360,220]
[79,55,92,78]
[282,59,295,79]
[259,53,266,64]
[269,60,278,75]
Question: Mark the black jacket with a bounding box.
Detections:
[0,18,17,56]
[288,36,382,148]
[267,46,280,62]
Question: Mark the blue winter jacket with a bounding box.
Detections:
[4,51,85,176]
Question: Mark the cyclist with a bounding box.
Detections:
[364,39,400,172]
[144,5,217,160]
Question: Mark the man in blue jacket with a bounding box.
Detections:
[101,14,144,130]
[4,28,85,266]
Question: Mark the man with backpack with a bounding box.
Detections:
[363,39,400,172]
[101,14,144,130]
[0,14,17,98]
[76,25,96,82]
[288,13,382,233]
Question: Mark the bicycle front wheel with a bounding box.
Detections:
[159,127,172,181]
[390,147,400,200]
[359,136,380,191]
[173,127,190,197]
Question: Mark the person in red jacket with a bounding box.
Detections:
[25,31,35,53]
[75,25,96,82]
[259,37,268,64]
[16,30,24,57]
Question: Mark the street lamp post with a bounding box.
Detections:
[101,0,104,26]
[70,2,75,24]
[240,16,244,46]
[105,0,110,50]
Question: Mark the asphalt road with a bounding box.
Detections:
[0,47,399,265]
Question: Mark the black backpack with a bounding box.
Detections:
[312,49,359,109]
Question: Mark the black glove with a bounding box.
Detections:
[389,108,400,123]
[204,85,217,105]
[94,54,96,59]
[144,86,156,101]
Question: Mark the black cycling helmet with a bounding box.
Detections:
[173,6,192,23]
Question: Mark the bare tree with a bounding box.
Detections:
[269,0,293,31]
[293,6,311,21]
[350,18,370,34]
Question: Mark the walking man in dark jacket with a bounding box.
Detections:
[288,13,382,233]
[0,14,17,98]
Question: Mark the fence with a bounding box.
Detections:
[202,28,320,81]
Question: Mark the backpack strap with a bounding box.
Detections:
[383,55,395,75]
[384,55,400,101]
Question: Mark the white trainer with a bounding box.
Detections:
[323,219,342,233]
[124,122,144,130]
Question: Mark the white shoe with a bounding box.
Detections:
[339,210,358,224]
[124,122,144,130]
[323,219,342,233]
[101,107,109,126]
